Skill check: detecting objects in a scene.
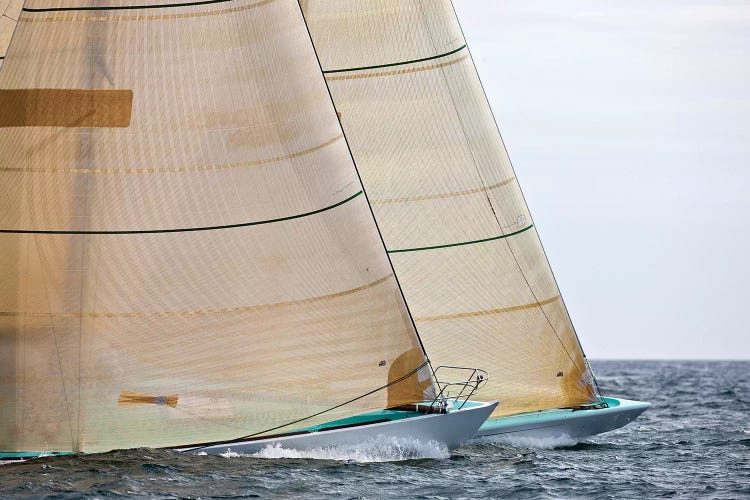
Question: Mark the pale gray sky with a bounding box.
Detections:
[454,1,750,359]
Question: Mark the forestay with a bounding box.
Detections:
[302,0,597,417]
[0,0,434,454]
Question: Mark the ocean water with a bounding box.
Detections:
[1,360,748,498]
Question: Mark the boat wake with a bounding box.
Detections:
[473,433,580,450]
[219,436,450,462]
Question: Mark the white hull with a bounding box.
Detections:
[473,397,649,443]
[178,400,498,455]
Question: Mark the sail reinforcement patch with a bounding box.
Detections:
[119,390,178,408]
[0,88,133,127]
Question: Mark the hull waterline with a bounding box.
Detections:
[178,400,498,455]
[473,397,649,443]
[1,402,497,460]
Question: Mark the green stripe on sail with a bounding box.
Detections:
[388,224,534,254]
[323,45,467,74]
[23,0,236,12]
[0,191,364,235]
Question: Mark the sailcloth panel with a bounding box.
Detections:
[0,0,22,70]
[0,0,434,454]
[302,0,596,417]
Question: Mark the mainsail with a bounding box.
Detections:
[0,0,434,454]
[302,0,598,417]
[0,0,22,69]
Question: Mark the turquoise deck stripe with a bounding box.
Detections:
[323,45,467,74]
[388,224,534,254]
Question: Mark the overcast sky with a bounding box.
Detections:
[453,1,750,359]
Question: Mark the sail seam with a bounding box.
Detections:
[323,44,466,74]
[326,55,468,81]
[387,224,533,253]
[19,0,276,21]
[0,135,343,174]
[24,0,238,12]
[370,177,515,205]
[0,190,363,234]
[414,295,560,323]
[0,274,393,318]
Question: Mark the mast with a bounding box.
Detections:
[0,0,433,454]
[301,0,598,417]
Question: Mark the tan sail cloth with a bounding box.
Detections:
[0,0,22,70]
[0,0,434,454]
[302,0,596,417]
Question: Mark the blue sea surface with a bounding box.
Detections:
[1,360,748,498]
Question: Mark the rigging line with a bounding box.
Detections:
[0,190,363,235]
[295,0,434,372]
[181,360,431,452]
[445,0,593,386]
[323,44,467,74]
[23,0,237,13]
[32,234,76,447]
[388,224,533,254]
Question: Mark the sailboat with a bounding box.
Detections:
[0,0,496,459]
[300,0,650,442]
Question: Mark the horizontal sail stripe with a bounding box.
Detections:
[23,0,237,12]
[0,190,363,234]
[414,295,561,323]
[19,0,275,22]
[388,224,534,254]
[0,274,393,318]
[0,135,343,174]
[323,44,467,74]
[326,55,469,81]
[370,177,516,205]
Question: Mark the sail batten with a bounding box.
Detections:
[302,0,597,417]
[0,135,344,173]
[387,224,535,254]
[1,274,395,318]
[0,190,364,234]
[323,44,467,74]
[370,177,516,206]
[326,55,468,81]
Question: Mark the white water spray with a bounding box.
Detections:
[472,433,580,450]
[219,436,450,462]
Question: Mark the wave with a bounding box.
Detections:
[218,436,450,462]
[473,433,580,450]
